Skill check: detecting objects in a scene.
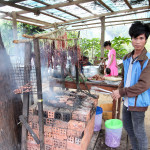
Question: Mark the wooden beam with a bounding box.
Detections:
[53,9,150,27]
[0,0,40,15]
[21,42,32,150]
[41,12,66,22]
[149,0,150,6]
[3,17,43,28]
[22,26,66,38]
[72,17,150,27]
[8,0,26,3]
[48,6,150,27]
[12,11,17,40]
[67,20,150,31]
[38,0,93,11]
[100,16,105,58]
[107,9,150,19]
[16,14,51,26]
[33,38,44,150]
[97,0,113,12]
[124,0,132,9]
[33,0,80,19]
[13,37,80,44]
[76,4,95,15]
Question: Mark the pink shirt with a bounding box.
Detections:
[107,49,118,76]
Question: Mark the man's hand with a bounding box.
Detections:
[111,90,121,100]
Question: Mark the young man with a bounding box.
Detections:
[111,21,150,150]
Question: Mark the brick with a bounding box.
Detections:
[74,137,81,145]
[53,120,68,129]
[68,120,85,131]
[27,129,39,143]
[46,118,54,125]
[45,144,53,150]
[54,140,66,149]
[44,125,52,132]
[67,142,81,150]
[67,129,77,137]
[45,138,54,145]
[72,111,79,120]
[53,134,67,140]
[82,101,93,108]
[52,127,60,135]
[48,110,55,119]
[29,104,37,115]
[67,129,83,138]
[27,142,40,150]
[59,128,67,136]
[32,122,39,130]
[54,111,62,120]
[67,136,74,143]
[44,131,53,138]
[28,115,39,123]
[72,108,90,122]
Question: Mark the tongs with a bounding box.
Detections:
[91,86,112,95]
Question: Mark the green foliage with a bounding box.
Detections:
[18,23,45,35]
[0,21,14,53]
[79,38,101,59]
[67,31,80,47]
[0,20,45,54]
[66,32,131,61]
[111,36,131,59]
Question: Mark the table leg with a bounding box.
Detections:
[112,99,116,119]
[117,98,121,119]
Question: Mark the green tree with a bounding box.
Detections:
[79,38,101,62]
[111,36,131,59]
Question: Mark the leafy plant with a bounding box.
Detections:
[111,36,131,59]
[79,38,102,62]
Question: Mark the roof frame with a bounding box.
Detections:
[32,0,81,19]
[96,0,113,12]
[124,0,132,9]
[0,0,149,30]
[48,6,150,28]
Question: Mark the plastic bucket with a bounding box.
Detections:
[94,106,103,131]
[105,119,123,148]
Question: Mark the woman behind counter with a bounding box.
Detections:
[104,41,118,76]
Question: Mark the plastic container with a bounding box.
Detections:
[94,106,103,131]
[83,66,99,77]
[105,119,123,148]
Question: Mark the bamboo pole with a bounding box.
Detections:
[13,39,33,44]
[100,16,105,58]
[22,26,66,39]
[13,38,80,44]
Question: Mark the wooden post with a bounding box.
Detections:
[33,38,44,150]
[75,39,79,92]
[100,16,105,58]
[12,11,17,40]
[21,42,32,150]
[117,98,121,119]
[61,51,65,89]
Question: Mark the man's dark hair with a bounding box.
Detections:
[103,41,111,47]
[106,68,111,75]
[129,21,150,40]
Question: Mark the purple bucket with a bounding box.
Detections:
[94,106,103,131]
[105,119,123,148]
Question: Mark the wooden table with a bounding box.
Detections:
[49,79,121,119]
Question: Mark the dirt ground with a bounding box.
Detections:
[93,93,150,150]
